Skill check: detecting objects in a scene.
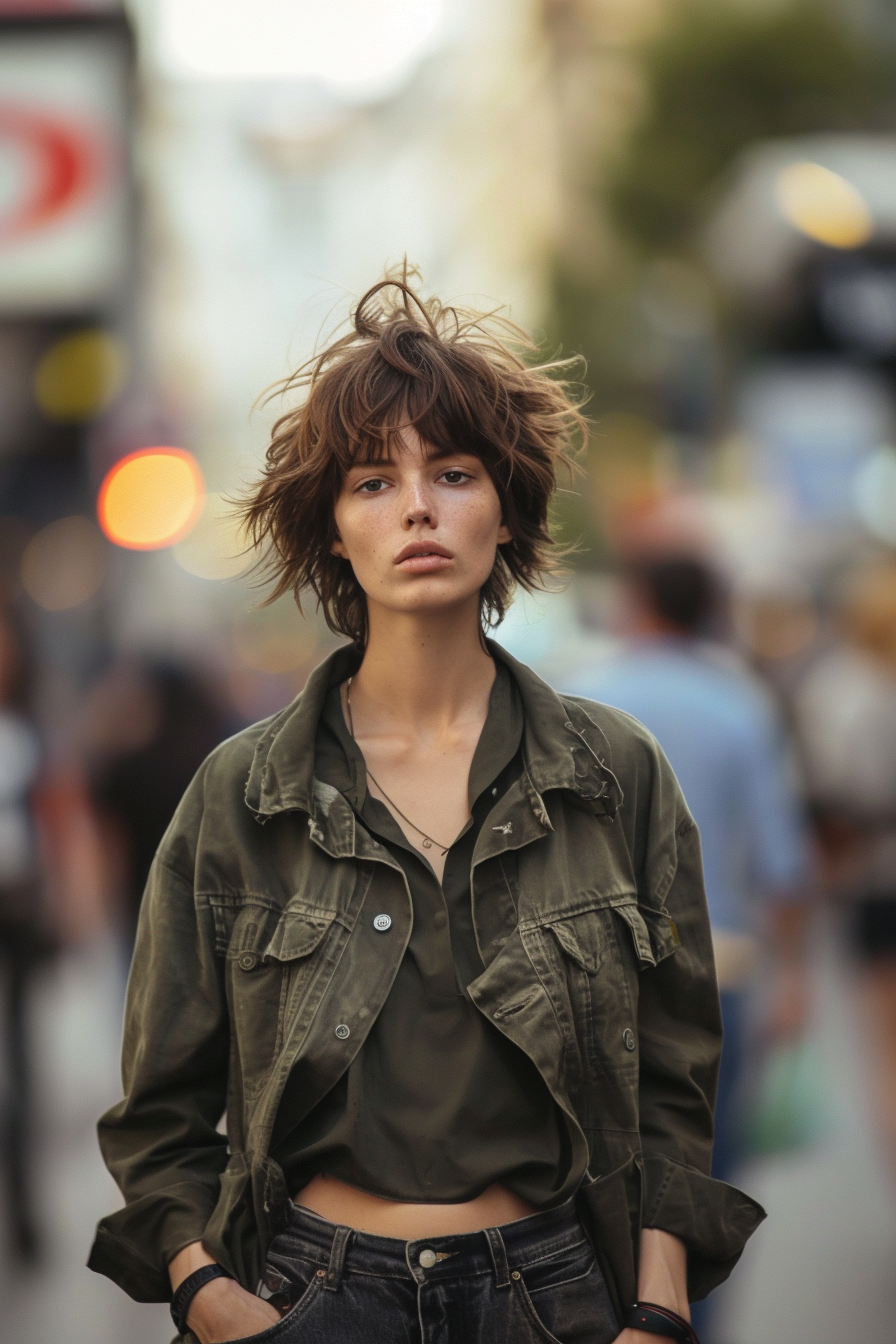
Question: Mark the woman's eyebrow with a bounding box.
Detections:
[346,454,398,471]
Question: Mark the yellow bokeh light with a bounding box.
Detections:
[98,448,205,551]
[21,516,106,611]
[775,161,873,250]
[34,329,128,423]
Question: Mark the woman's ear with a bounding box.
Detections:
[331,534,348,559]
[497,523,512,545]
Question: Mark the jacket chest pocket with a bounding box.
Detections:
[223,901,340,1104]
[526,896,678,1094]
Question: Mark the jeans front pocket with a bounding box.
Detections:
[514,1238,618,1344]
[221,1274,324,1344]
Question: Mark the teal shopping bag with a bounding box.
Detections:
[743,1038,832,1157]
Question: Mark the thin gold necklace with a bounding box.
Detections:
[344,676,454,856]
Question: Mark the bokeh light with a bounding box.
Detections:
[20,515,106,611]
[33,329,128,423]
[775,161,873,250]
[160,0,443,95]
[98,447,205,551]
[173,491,252,580]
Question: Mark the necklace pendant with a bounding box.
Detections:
[422,838,432,849]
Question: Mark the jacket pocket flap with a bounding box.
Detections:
[640,905,681,963]
[615,903,680,968]
[546,918,600,973]
[263,910,335,962]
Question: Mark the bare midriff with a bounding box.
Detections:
[294,1174,537,1237]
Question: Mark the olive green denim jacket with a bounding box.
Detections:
[88,642,764,1321]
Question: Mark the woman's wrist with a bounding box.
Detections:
[636,1228,690,1321]
[169,1240,218,1293]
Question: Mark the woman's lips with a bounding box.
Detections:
[395,552,453,573]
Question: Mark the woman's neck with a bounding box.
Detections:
[352,599,496,733]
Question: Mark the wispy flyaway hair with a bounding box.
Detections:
[240,266,586,647]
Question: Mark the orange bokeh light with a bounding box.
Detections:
[98,447,205,551]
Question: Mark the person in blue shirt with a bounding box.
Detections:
[566,556,810,1165]
[563,555,811,1338]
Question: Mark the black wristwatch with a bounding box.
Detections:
[170,1263,233,1336]
[627,1301,701,1344]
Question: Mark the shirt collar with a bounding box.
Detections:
[244,639,622,830]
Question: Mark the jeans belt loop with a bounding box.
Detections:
[484,1226,511,1289]
[324,1224,353,1292]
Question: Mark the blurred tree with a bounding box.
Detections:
[609,1,893,251]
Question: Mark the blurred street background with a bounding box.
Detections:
[1,1,896,1341]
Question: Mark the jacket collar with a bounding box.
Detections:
[244,637,622,826]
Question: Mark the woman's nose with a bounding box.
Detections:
[402,480,435,528]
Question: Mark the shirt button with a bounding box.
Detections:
[335,1023,350,1039]
[238,952,259,971]
[418,1248,437,1269]
[623,1028,636,1051]
[372,913,392,932]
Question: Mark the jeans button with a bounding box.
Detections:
[373,913,392,932]
[418,1248,437,1268]
[335,1023,350,1039]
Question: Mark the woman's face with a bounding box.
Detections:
[332,427,511,622]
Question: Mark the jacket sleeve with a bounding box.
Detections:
[633,740,765,1300]
[88,771,230,1303]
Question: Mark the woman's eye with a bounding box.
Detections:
[441,470,470,485]
[358,478,386,493]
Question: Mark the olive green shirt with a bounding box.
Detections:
[272,662,574,1205]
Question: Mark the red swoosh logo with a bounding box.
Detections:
[0,102,104,242]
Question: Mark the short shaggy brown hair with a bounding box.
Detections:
[241,269,585,647]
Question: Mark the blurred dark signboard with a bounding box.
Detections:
[0,8,132,314]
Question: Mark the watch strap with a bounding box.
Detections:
[627,1301,701,1344]
[170,1262,232,1336]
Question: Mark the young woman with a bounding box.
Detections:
[89,275,762,1344]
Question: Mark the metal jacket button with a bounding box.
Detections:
[372,913,392,932]
[418,1248,437,1268]
[623,1028,636,1051]
[238,952,259,972]
[334,1023,350,1039]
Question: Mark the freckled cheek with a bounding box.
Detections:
[449,498,504,557]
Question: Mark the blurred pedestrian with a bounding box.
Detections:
[563,554,812,1341]
[85,659,236,951]
[794,558,896,1178]
[0,604,51,1265]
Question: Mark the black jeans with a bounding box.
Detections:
[235,1198,619,1344]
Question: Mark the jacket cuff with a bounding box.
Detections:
[641,1154,766,1301]
[87,1182,220,1302]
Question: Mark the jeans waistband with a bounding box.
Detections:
[277,1197,588,1290]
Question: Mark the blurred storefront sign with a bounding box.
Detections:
[0,14,131,312]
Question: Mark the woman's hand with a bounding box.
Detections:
[185,1275,282,1343]
[169,1240,281,1344]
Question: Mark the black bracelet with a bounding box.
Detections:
[170,1263,233,1336]
[627,1301,701,1344]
